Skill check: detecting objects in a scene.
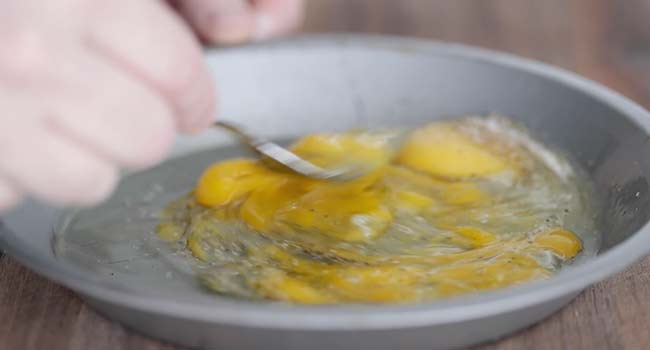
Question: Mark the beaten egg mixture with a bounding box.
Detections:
[157,116,588,304]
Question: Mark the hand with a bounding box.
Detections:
[0,0,217,211]
[0,0,304,212]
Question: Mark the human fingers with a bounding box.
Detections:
[0,121,118,205]
[86,0,216,133]
[176,0,303,44]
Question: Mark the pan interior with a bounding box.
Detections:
[52,125,601,303]
[4,38,650,309]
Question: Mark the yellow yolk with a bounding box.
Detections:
[253,269,336,304]
[452,227,497,247]
[533,228,583,258]
[240,228,571,303]
[290,132,392,170]
[160,119,587,304]
[394,190,435,212]
[277,188,393,241]
[239,178,312,232]
[195,159,274,207]
[196,134,396,241]
[396,123,509,179]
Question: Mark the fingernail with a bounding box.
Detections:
[254,13,276,40]
[180,71,217,133]
[202,12,252,44]
[215,27,250,44]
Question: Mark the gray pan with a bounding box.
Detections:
[2,35,650,350]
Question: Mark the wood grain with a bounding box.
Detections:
[2,1,650,349]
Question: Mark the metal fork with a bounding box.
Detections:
[214,121,373,181]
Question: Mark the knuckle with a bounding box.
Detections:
[126,113,176,168]
[40,154,117,205]
[101,85,177,168]
[76,166,118,205]
[175,68,217,133]
[0,28,50,79]
[59,162,118,205]
[157,48,203,99]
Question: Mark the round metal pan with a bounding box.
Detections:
[2,35,650,350]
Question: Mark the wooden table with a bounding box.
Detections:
[2,1,650,349]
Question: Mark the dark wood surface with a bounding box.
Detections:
[3,1,650,349]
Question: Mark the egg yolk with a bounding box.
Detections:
[396,124,510,179]
[160,120,584,304]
